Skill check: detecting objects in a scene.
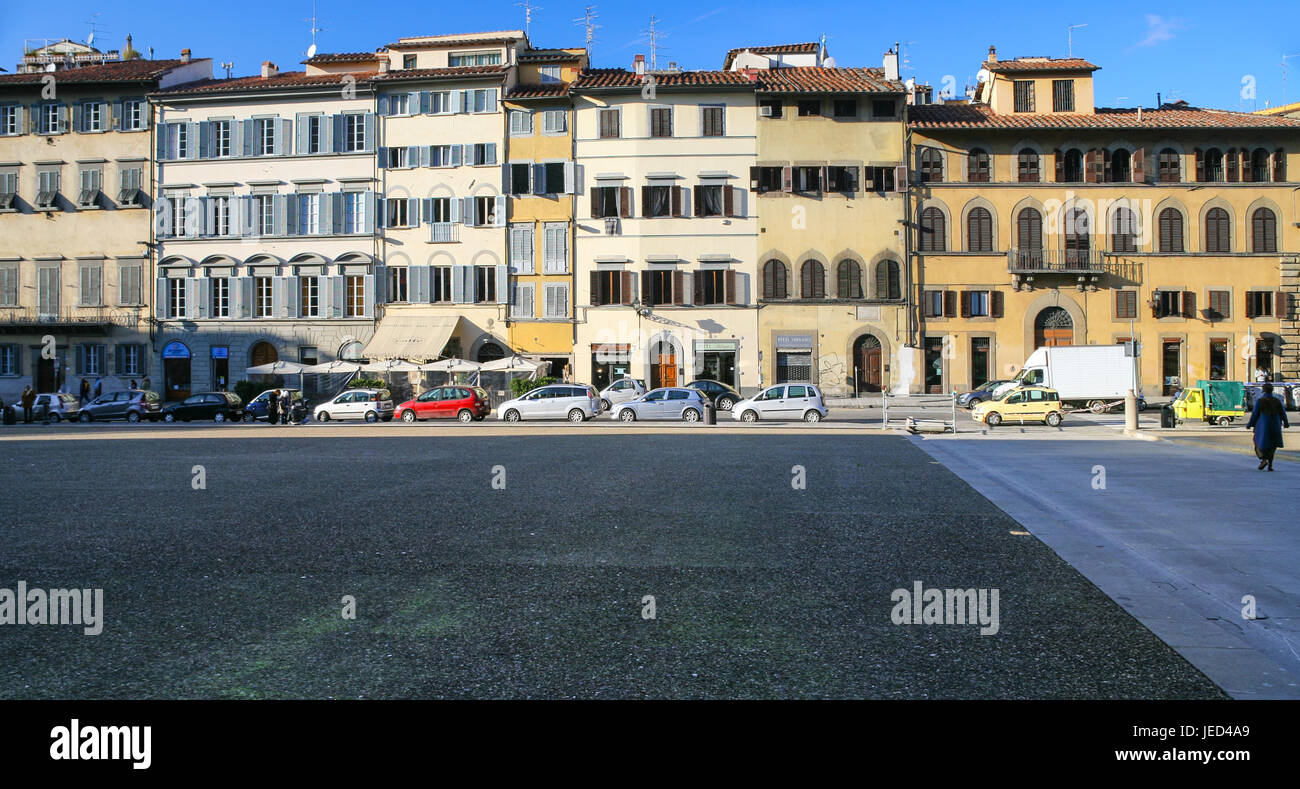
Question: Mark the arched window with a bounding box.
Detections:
[762,260,787,300]
[836,260,863,299]
[918,206,946,251]
[339,341,365,361]
[1064,207,1090,265]
[1110,148,1131,182]
[1013,207,1043,268]
[476,342,506,363]
[1017,149,1040,182]
[1202,148,1225,182]
[1252,207,1277,253]
[1157,148,1180,183]
[800,260,826,299]
[1112,207,1138,253]
[875,259,901,300]
[1205,207,1231,252]
[1061,149,1084,182]
[918,147,944,183]
[1158,207,1184,252]
[966,207,993,252]
[1251,148,1271,182]
[967,148,990,182]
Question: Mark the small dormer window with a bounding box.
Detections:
[1013,81,1035,113]
[403,54,416,69]
[1052,80,1075,112]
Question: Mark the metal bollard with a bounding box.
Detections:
[1124,389,1138,433]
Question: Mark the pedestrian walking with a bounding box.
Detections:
[93,380,102,399]
[79,378,90,405]
[266,389,280,425]
[1247,383,1289,472]
[129,379,137,390]
[20,385,36,423]
[280,392,292,424]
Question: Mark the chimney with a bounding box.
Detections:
[379,58,390,73]
[633,54,645,76]
[987,45,997,64]
[181,48,191,64]
[883,47,899,82]
[261,61,278,79]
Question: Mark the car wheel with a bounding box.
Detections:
[600,398,611,412]
[453,409,471,423]
[740,409,758,423]
[505,409,521,422]
[682,408,700,422]
[1046,412,1063,427]
[126,412,140,424]
[717,397,735,411]
[803,410,823,423]
[401,410,418,423]
[618,409,636,422]
[1087,399,1108,414]
[985,412,1002,427]
[1137,400,1149,412]
[49,413,61,423]
[243,412,256,423]
[214,412,226,423]
[364,411,379,423]
[317,412,330,422]
[1216,416,1233,426]
[567,408,585,423]
[79,412,92,423]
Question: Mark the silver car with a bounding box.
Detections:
[610,387,709,422]
[313,388,395,423]
[598,377,646,412]
[732,384,829,423]
[32,392,81,422]
[498,384,601,422]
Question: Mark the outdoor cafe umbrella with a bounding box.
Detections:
[244,360,307,375]
[359,359,424,373]
[477,355,544,373]
[300,360,363,375]
[420,358,481,373]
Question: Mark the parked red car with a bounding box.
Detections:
[396,385,492,423]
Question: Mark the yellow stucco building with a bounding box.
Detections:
[909,48,1300,396]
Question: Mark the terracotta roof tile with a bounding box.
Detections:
[755,66,905,94]
[155,70,378,96]
[371,65,507,83]
[0,58,189,86]
[303,52,382,64]
[723,42,819,69]
[506,84,571,99]
[984,57,1099,73]
[572,68,754,90]
[518,49,584,63]
[909,103,1300,130]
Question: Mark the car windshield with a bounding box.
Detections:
[993,388,1018,402]
[58,394,77,403]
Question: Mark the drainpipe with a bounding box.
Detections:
[903,112,916,351]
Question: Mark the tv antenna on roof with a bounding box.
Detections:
[304,0,324,58]
[1067,23,1087,57]
[643,15,667,72]
[573,6,600,55]
[516,1,541,38]
[221,61,234,78]
[84,13,109,47]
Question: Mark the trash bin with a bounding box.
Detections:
[1160,404,1176,428]
[2,406,15,426]
[703,401,716,425]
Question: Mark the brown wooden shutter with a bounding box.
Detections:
[671,186,683,217]
[1241,150,1254,182]
[1101,149,1112,182]
[672,271,685,305]
[641,185,651,218]
[640,270,653,305]
[693,271,705,304]
[724,185,735,217]
[944,290,957,317]
[590,271,601,305]
[1245,292,1257,318]
[619,187,632,218]
[1226,148,1239,182]
[1083,149,1096,183]
[1132,147,1145,183]
[725,269,738,305]
[991,290,1004,318]
[1182,291,1196,319]
[1278,291,1290,319]
[749,166,760,190]
[781,166,793,193]
[1194,148,1205,182]
[960,290,971,318]
[621,271,634,305]
[692,187,703,216]
[1274,148,1286,182]
[590,189,602,219]
[1054,149,1065,182]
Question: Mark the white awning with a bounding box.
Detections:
[246,360,306,375]
[361,314,460,362]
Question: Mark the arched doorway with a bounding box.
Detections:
[650,338,678,388]
[250,341,278,367]
[161,341,192,402]
[476,342,505,363]
[853,334,883,393]
[1034,307,1074,348]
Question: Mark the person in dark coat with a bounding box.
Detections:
[1247,383,1289,471]
[93,380,102,399]
[280,391,292,424]
[266,389,279,425]
[79,378,90,405]
[20,386,36,423]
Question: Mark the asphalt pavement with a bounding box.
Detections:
[0,429,1223,699]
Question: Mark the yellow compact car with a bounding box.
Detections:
[971,386,1065,427]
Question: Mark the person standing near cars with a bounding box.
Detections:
[280,392,292,424]
[79,378,90,405]
[93,380,103,399]
[20,385,35,423]
[1247,383,1289,472]
[266,389,280,425]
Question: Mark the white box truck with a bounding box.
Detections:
[994,346,1145,413]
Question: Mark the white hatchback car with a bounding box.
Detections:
[732,384,829,423]
[498,384,601,422]
[598,378,647,412]
[313,388,395,423]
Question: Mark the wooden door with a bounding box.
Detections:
[653,353,677,388]
[859,347,882,392]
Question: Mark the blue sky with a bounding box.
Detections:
[3,0,1298,111]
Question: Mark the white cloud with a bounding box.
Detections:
[1136,14,1185,48]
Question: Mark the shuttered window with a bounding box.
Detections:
[1115,290,1137,320]
[1016,208,1043,250]
[918,207,946,251]
[800,260,825,299]
[1251,208,1277,253]
[918,147,944,183]
[1157,149,1180,183]
[1208,290,1231,320]
[966,207,993,252]
[1112,208,1138,253]
[1158,208,1184,252]
[762,260,787,300]
[1205,208,1231,253]
[875,260,901,300]
[967,148,989,182]
[836,260,863,299]
[1013,81,1035,112]
[1017,149,1040,182]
